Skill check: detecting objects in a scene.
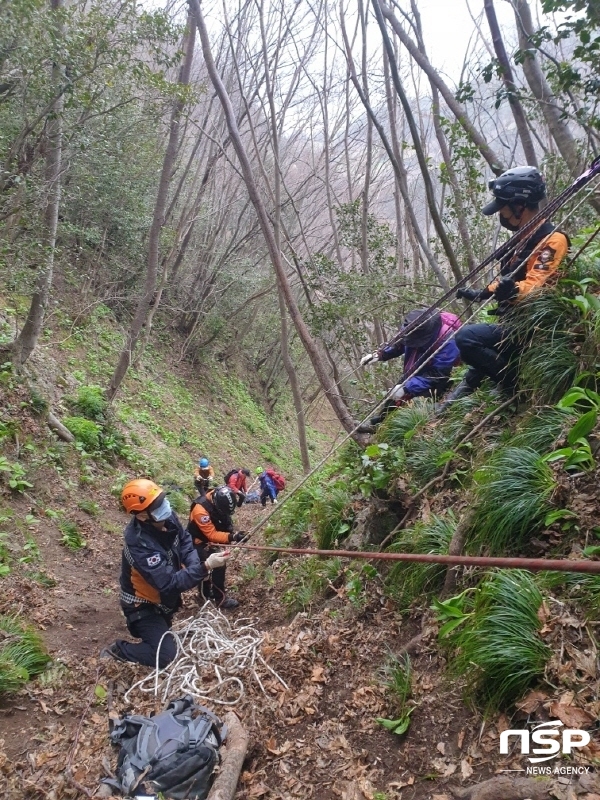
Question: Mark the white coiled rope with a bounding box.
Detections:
[124,603,288,705]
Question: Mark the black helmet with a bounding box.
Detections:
[212,486,236,516]
[482,166,546,215]
[402,309,441,348]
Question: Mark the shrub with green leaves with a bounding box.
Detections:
[72,385,107,420]
[0,615,50,695]
[59,521,86,550]
[443,570,551,712]
[468,447,556,554]
[386,513,455,608]
[64,416,102,450]
[264,478,320,547]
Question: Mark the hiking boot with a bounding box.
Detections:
[216,597,239,611]
[99,643,129,663]
[356,422,376,434]
[435,379,474,414]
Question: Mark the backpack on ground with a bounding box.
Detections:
[266,468,285,491]
[102,695,226,799]
[223,468,239,485]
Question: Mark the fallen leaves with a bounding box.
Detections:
[549,701,594,729]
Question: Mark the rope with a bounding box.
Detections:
[123,602,288,705]
[223,542,600,576]
[244,175,600,535]
[300,159,600,419]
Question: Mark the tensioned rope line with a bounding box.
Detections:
[222,543,600,576]
[297,160,600,420]
[245,176,600,540]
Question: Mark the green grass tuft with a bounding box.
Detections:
[468,447,556,554]
[0,615,50,695]
[446,570,551,712]
[386,513,455,608]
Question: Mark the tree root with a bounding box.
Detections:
[449,775,552,800]
[208,711,248,800]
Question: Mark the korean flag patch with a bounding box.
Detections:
[200,515,210,523]
[146,553,161,567]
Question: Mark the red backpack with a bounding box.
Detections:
[266,468,285,491]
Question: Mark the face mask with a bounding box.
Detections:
[149,497,172,522]
[500,216,520,232]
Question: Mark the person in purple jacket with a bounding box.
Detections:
[359,309,461,428]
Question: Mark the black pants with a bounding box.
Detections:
[455,324,518,390]
[116,608,177,668]
[195,544,226,604]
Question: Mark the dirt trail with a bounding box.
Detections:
[2,498,599,799]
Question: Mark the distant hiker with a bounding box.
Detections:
[194,457,215,494]
[188,486,248,610]
[224,468,251,507]
[257,466,285,506]
[100,479,229,667]
[443,166,569,404]
[358,308,461,429]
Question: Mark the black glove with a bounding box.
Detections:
[494,278,518,302]
[456,286,493,302]
[230,531,249,543]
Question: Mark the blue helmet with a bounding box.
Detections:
[199,457,210,468]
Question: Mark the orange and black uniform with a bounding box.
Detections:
[116,512,205,667]
[456,221,568,391]
[193,465,215,493]
[187,489,234,603]
[486,222,569,299]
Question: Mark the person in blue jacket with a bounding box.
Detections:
[101,479,230,667]
[256,467,278,506]
[359,309,460,428]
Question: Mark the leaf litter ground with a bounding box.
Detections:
[2,503,600,799]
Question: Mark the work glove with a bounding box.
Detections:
[230,531,249,543]
[273,499,278,504]
[360,352,379,367]
[456,286,492,302]
[205,552,230,570]
[390,385,406,402]
[494,277,518,302]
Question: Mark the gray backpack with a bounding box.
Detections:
[103,695,226,799]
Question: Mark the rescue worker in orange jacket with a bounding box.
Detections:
[194,457,215,494]
[101,479,230,667]
[187,486,248,610]
[445,166,569,403]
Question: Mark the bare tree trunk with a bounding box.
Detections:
[358,0,385,346]
[190,0,359,437]
[378,0,505,175]
[512,0,581,174]
[12,0,64,367]
[278,284,311,472]
[431,86,477,272]
[484,0,538,167]
[372,0,463,284]
[106,14,196,400]
[406,1,476,273]
[340,3,450,291]
[256,0,311,473]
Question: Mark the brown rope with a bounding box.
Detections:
[225,542,600,575]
